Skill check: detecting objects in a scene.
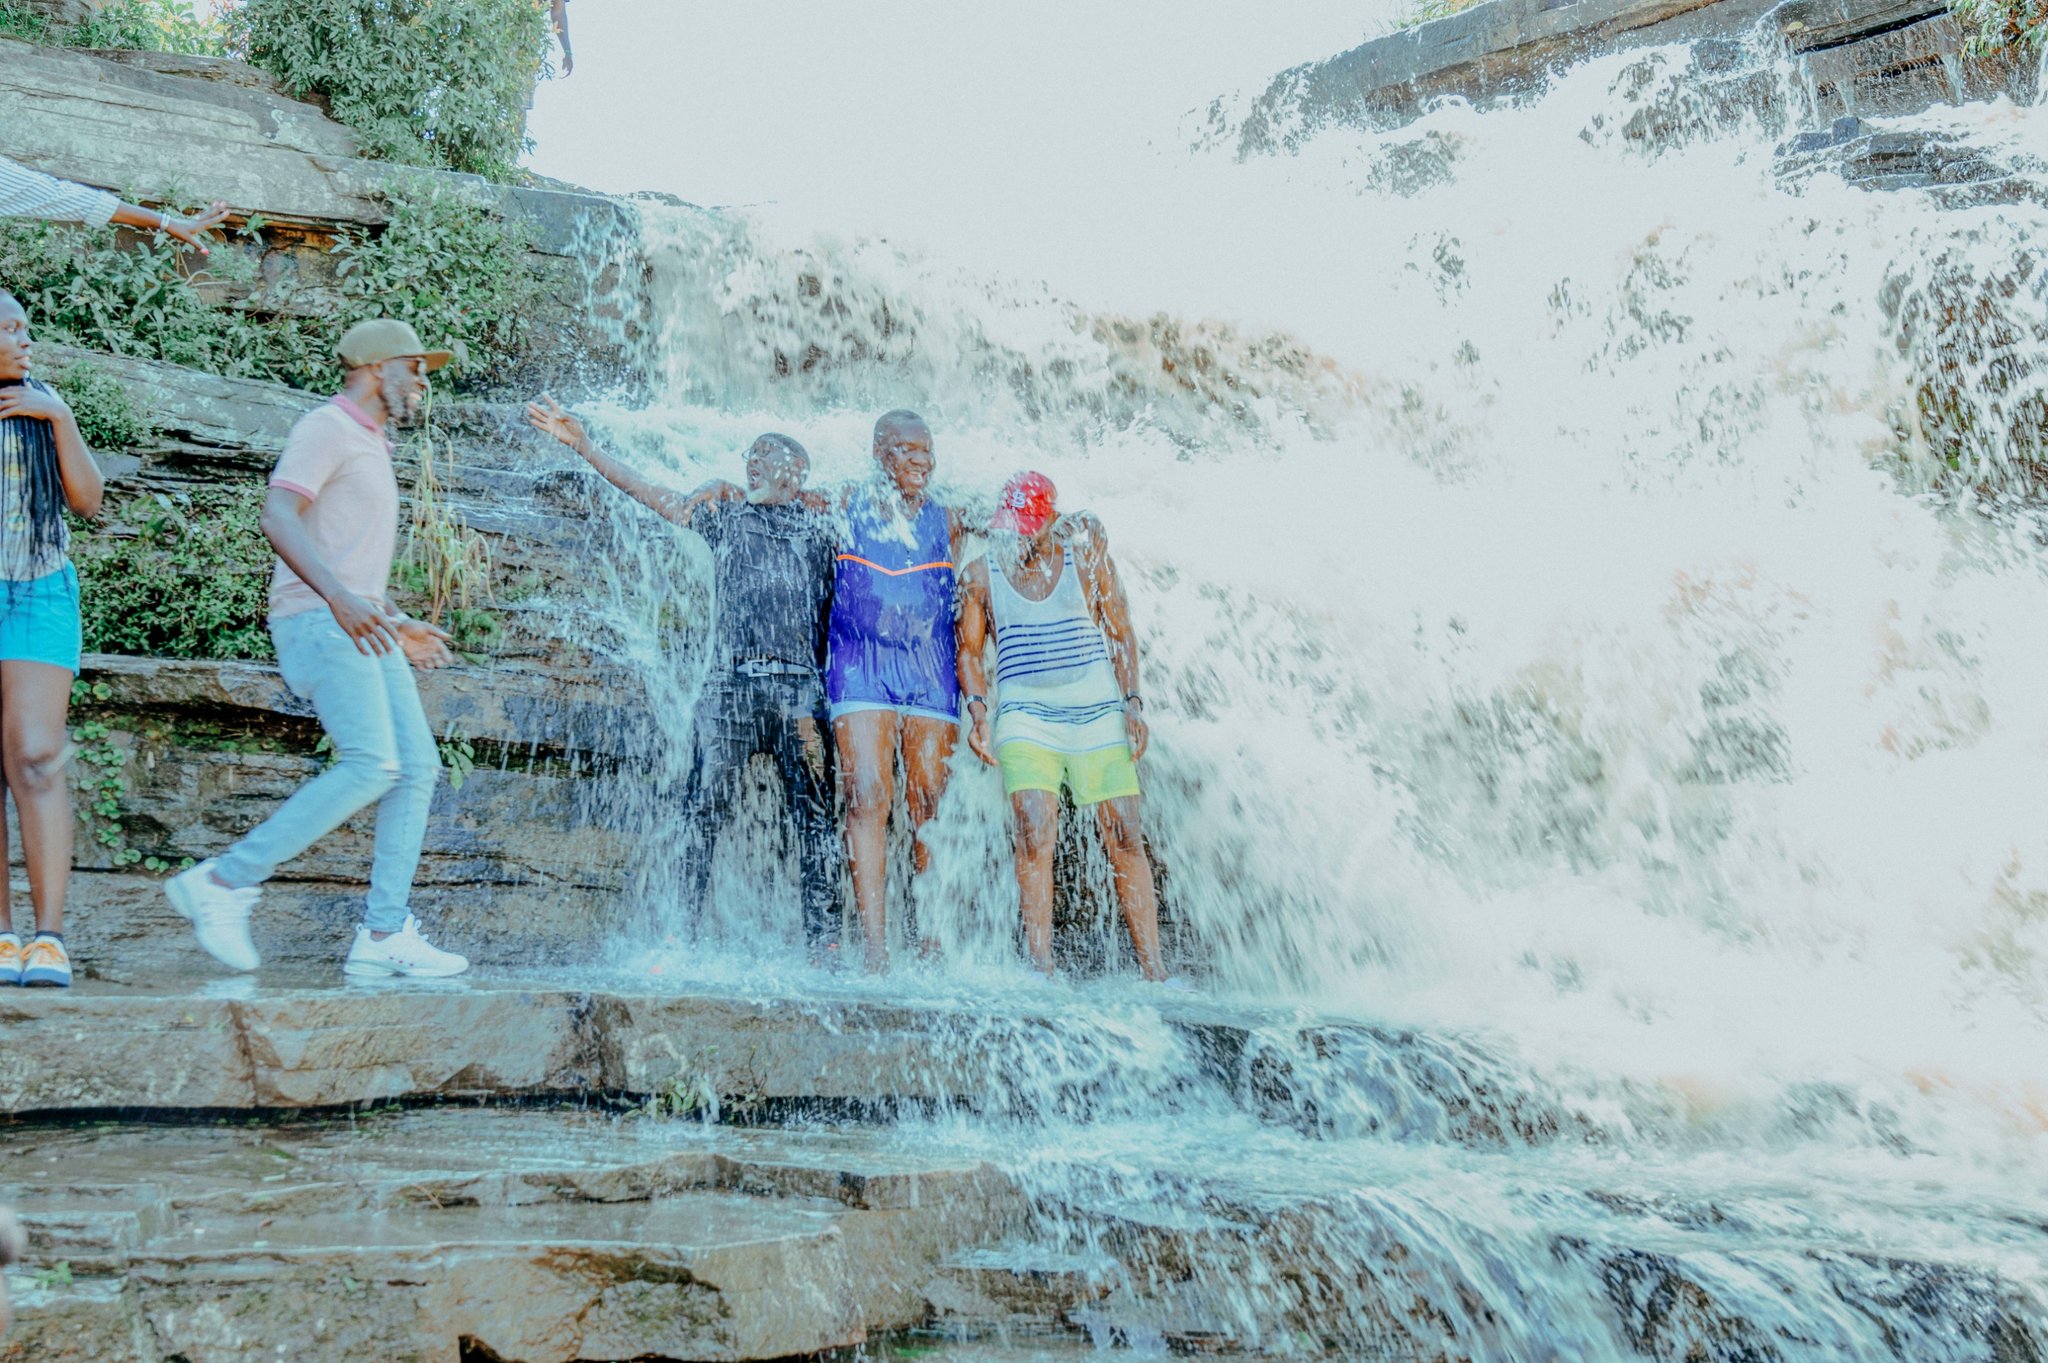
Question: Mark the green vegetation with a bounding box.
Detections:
[638,1066,720,1122]
[0,0,224,52]
[0,173,539,393]
[233,0,552,181]
[50,357,153,450]
[73,487,275,661]
[331,171,541,390]
[0,216,320,384]
[69,683,197,875]
[1950,0,2047,51]
[397,389,498,649]
[69,707,136,864]
[437,723,477,791]
[0,0,547,180]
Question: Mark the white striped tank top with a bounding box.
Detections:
[989,545,1128,755]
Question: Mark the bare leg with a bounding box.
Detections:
[1094,794,1166,981]
[0,753,12,938]
[900,714,957,956]
[0,753,12,933]
[1,661,75,937]
[834,709,899,974]
[1012,788,1060,974]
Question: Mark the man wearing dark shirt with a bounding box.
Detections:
[525,397,839,955]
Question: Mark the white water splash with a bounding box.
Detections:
[540,15,2048,1355]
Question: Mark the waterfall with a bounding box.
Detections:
[545,14,2048,1356]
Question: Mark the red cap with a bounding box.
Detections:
[993,470,1057,536]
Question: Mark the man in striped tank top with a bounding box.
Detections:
[958,471,1170,982]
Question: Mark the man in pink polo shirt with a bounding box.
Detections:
[164,319,469,978]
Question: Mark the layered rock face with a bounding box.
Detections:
[5,983,2045,1361]
[1213,0,2040,156]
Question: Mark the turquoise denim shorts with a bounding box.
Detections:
[0,563,82,674]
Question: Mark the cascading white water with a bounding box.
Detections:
[542,13,2048,1357]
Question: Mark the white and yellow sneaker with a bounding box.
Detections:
[21,935,71,988]
[0,933,22,986]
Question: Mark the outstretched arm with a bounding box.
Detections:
[1072,517,1148,761]
[525,394,732,528]
[110,200,230,253]
[0,155,227,252]
[957,559,997,766]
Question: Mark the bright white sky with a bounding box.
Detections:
[513,2,1394,322]
[522,2,1382,221]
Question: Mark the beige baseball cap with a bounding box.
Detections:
[335,317,455,372]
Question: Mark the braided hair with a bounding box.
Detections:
[0,377,69,573]
[0,292,69,575]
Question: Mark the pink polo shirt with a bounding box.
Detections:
[266,395,400,621]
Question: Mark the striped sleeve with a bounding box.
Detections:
[0,153,119,228]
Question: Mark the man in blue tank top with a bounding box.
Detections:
[526,397,841,959]
[823,411,966,973]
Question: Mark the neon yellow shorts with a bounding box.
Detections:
[997,741,1140,806]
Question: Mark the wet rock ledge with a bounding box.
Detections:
[0,1109,1020,1363]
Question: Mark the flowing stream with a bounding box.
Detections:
[543,14,2048,1359]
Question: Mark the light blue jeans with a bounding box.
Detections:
[213,607,439,932]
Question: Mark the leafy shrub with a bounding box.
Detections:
[233,0,552,181]
[0,215,325,383]
[0,0,55,41]
[74,486,275,660]
[72,0,225,53]
[0,175,539,392]
[50,358,154,450]
[1950,0,2047,51]
[330,171,541,387]
[0,0,225,52]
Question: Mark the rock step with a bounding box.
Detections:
[927,1246,1120,1325]
[0,978,1654,1152]
[0,980,1253,1115]
[0,1110,1016,1363]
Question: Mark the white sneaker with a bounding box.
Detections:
[164,859,261,972]
[343,915,469,979]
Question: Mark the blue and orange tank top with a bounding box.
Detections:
[825,488,959,713]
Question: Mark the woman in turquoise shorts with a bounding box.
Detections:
[0,289,107,988]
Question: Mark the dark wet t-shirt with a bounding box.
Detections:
[692,500,836,672]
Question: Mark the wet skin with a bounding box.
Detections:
[958,517,1165,981]
[836,411,958,974]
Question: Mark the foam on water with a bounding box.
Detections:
[540,12,2048,1354]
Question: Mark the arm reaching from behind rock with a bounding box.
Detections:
[0,153,228,253]
[550,0,573,75]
